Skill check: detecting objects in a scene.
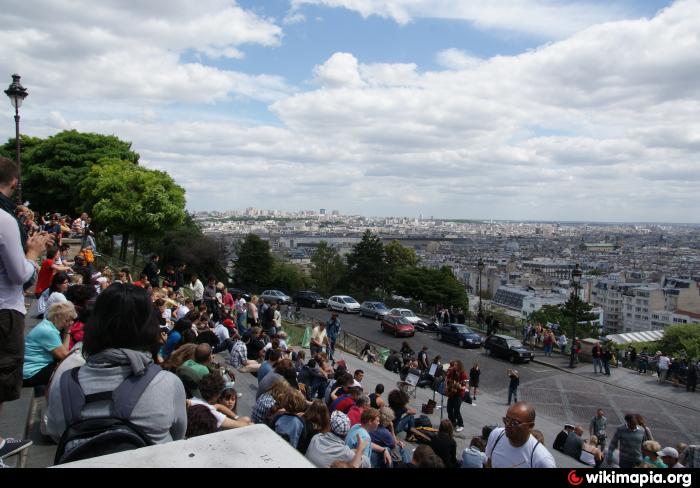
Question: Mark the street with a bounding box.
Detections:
[299,307,700,448]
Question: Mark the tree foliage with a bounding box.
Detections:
[80,159,186,260]
[346,230,386,297]
[658,324,700,359]
[234,234,274,291]
[392,266,468,309]
[529,294,598,338]
[310,241,346,296]
[269,260,311,292]
[21,130,139,214]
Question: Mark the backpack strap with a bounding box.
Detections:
[60,367,87,427]
[530,440,541,467]
[487,430,506,459]
[111,363,162,419]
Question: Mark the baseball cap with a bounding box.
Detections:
[659,447,678,458]
[223,319,235,329]
[330,411,350,438]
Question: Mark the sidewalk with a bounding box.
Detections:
[531,351,699,414]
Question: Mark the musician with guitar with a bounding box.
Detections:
[445,360,468,432]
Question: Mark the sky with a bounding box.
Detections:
[1,0,698,223]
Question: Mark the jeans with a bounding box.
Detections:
[236,312,247,333]
[508,387,518,405]
[544,344,553,356]
[447,394,464,428]
[327,336,336,362]
[396,414,415,434]
[593,358,603,373]
[0,309,25,402]
[638,359,647,373]
[602,359,610,376]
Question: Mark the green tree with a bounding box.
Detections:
[234,234,273,291]
[346,230,385,298]
[310,241,346,296]
[80,159,185,262]
[392,266,468,310]
[142,213,227,281]
[384,240,419,289]
[658,324,700,359]
[530,295,597,338]
[269,260,311,293]
[21,130,139,214]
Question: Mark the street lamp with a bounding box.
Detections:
[4,74,28,204]
[569,263,583,368]
[477,257,484,324]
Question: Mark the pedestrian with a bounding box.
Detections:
[638,348,649,374]
[686,359,698,392]
[469,362,481,404]
[485,401,556,468]
[326,313,341,365]
[592,342,603,374]
[602,347,612,376]
[657,352,671,384]
[310,321,328,357]
[558,333,567,355]
[543,331,554,357]
[605,413,644,468]
[589,409,608,452]
[507,369,520,405]
[445,360,468,432]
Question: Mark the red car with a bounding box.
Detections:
[381,315,415,337]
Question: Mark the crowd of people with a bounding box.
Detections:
[1,156,699,469]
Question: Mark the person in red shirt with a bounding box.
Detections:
[347,394,370,426]
[34,247,70,297]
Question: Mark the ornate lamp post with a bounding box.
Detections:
[569,263,582,368]
[477,257,484,323]
[4,74,28,204]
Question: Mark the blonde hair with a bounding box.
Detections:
[277,388,307,414]
[47,301,77,325]
[379,406,395,427]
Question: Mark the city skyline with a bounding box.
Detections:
[3,1,699,222]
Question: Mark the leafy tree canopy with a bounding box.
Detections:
[234,234,274,291]
[310,241,346,296]
[346,230,386,297]
[20,130,139,214]
[392,266,468,309]
[269,259,311,293]
[658,324,700,359]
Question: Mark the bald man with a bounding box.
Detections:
[485,401,556,468]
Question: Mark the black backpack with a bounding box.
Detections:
[54,364,161,465]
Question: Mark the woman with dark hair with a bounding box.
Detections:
[161,318,193,360]
[35,271,70,318]
[445,360,468,432]
[430,419,458,468]
[46,283,187,444]
[387,389,431,443]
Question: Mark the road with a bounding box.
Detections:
[297,307,700,448]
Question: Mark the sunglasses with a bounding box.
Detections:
[503,416,532,428]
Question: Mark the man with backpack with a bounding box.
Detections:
[485,401,556,468]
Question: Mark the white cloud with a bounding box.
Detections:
[292,0,637,38]
[436,49,483,70]
[313,52,366,88]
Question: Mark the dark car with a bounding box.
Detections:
[437,323,483,348]
[292,291,328,309]
[380,315,415,337]
[484,334,534,363]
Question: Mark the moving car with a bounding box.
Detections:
[327,295,361,313]
[292,291,328,309]
[388,308,431,331]
[260,290,292,305]
[360,301,390,319]
[380,315,415,337]
[437,323,484,348]
[484,334,534,363]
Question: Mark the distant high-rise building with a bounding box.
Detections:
[320,208,326,215]
[332,210,340,216]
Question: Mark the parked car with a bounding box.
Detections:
[380,315,415,337]
[388,308,431,331]
[228,288,251,302]
[327,295,361,313]
[484,334,534,363]
[260,290,292,305]
[360,301,390,319]
[292,290,328,309]
[437,323,484,348]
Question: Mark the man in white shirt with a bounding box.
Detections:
[189,274,204,307]
[657,352,671,384]
[486,401,556,468]
[0,156,53,460]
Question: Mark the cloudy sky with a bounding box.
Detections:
[1,0,698,222]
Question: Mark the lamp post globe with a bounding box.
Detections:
[4,74,28,204]
[569,263,583,368]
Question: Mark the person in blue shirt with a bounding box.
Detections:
[326,313,341,364]
[346,408,392,467]
[161,318,192,359]
[23,301,75,387]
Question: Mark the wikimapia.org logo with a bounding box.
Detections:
[567,470,693,487]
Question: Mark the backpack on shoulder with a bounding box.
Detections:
[54,364,161,465]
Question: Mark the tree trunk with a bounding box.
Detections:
[121,233,129,262]
[132,236,139,266]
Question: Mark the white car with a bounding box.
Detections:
[389,308,422,325]
[327,295,361,313]
[260,290,292,304]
